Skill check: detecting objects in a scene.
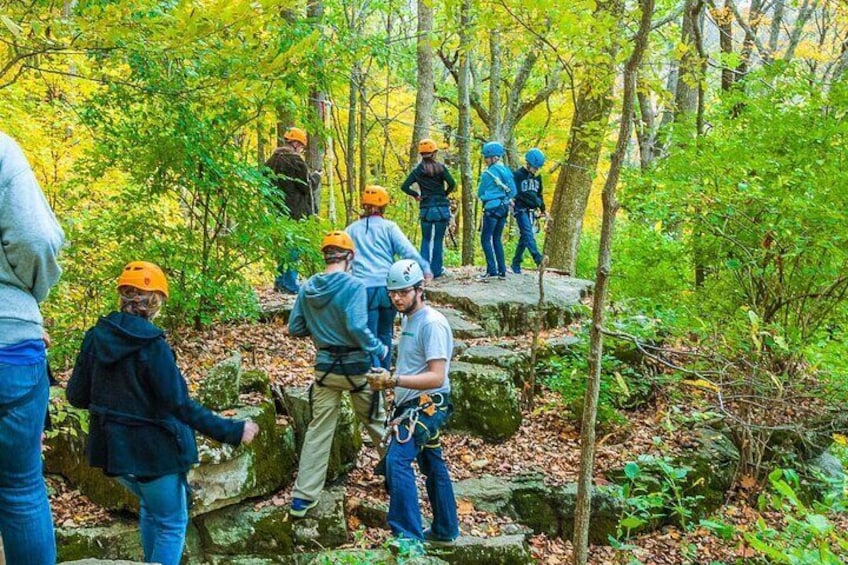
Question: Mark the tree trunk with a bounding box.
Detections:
[306,0,326,212]
[358,78,367,196]
[345,66,358,224]
[718,0,735,91]
[489,29,502,140]
[674,0,704,122]
[635,75,656,170]
[409,0,434,168]
[544,77,616,274]
[458,0,475,265]
[572,1,654,562]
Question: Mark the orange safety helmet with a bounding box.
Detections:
[283,127,308,146]
[418,138,438,154]
[320,231,355,253]
[361,185,390,208]
[117,261,169,298]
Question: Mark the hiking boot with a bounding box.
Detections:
[423,527,458,546]
[289,497,318,518]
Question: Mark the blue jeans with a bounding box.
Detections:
[366,286,395,370]
[420,220,448,278]
[0,359,55,565]
[512,209,542,268]
[385,402,459,542]
[117,474,188,565]
[275,248,301,293]
[480,211,507,276]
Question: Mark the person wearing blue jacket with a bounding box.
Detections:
[67,261,259,565]
[476,141,516,281]
[511,148,547,273]
[400,139,456,278]
[346,186,432,369]
[0,131,64,565]
[287,231,389,518]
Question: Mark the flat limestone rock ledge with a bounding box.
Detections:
[448,361,522,442]
[426,270,592,336]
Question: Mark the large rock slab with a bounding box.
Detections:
[55,521,144,563]
[453,473,623,545]
[197,352,242,410]
[282,386,362,481]
[435,306,487,339]
[197,487,347,558]
[46,395,297,516]
[190,399,297,514]
[458,346,529,388]
[448,362,521,442]
[427,272,591,336]
[426,534,533,565]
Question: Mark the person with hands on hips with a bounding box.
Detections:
[287,231,389,518]
[66,261,259,565]
[367,259,459,555]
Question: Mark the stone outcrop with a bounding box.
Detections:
[426,273,591,337]
[448,362,522,442]
[197,352,242,410]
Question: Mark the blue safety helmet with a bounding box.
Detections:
[525,148,545,169]
[482,141,505,159]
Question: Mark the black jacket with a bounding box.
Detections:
[265,147,318,220]
[400,162,456,209]
[513,166,545,212]
[67,312,244,478]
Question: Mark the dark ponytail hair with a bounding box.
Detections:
[420,154,445,178]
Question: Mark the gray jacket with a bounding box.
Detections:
[0,132,64,346]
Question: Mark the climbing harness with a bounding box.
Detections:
[382,392,448,448]
[310,345,382,421]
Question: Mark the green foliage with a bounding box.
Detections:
[621,67,848,366]
[613,455,703,541]
[542,315,661,429]
[743,468,848,564]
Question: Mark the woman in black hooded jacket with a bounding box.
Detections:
[67,261,259,565]
[400,139,456,278]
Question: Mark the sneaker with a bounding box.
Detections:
[289,497,318,518]
[474,273,496,282]
[497,273,507,281]
[387,536,425,557]
[511,264,522,274]
[424,527,458,545]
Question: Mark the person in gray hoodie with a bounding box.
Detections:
[287,230,388,517]
[0,131,64,565]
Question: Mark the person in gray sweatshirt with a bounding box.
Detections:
[0,131,64,565]
[346,185,432,370]
[286,230,388,518]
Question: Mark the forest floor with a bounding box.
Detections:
[49,287,847,564]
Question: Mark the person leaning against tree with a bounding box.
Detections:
[400,139,456,279]
[0,130,64,565]
[66,262,259,565]
[287,231,389,518]
[265,126,322,294]
[367,259,460,555]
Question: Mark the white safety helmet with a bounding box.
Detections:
[386,259,425,291]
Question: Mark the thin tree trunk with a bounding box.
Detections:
[718,0,735,91]
[573,0,654,562]
[257,119,266,166]
[674,0,704,122]
[409,0,434,168]
[768,0,785,54]
[358,78,367,195]
[346,66,358,224]
[489,29,502,140]
[635,75,655,170]
[307,0,326,212]
[458,0,475,265]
